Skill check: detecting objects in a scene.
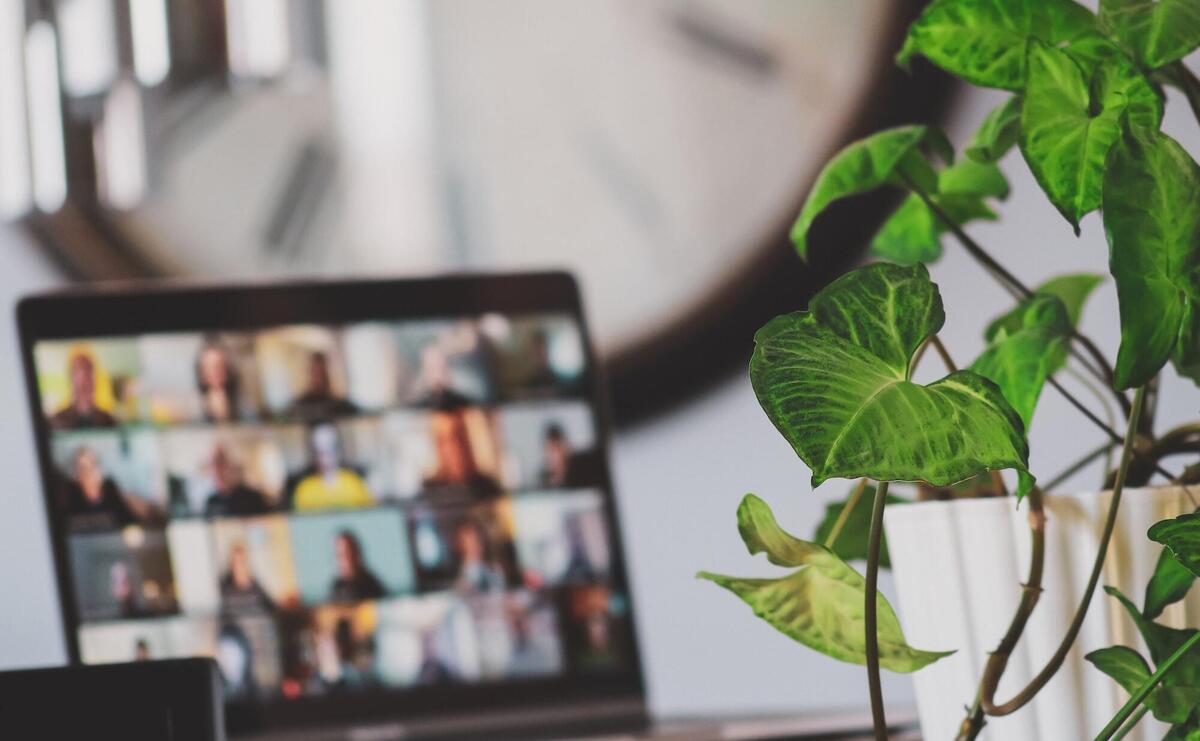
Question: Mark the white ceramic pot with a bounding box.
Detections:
[885,487,1200,741]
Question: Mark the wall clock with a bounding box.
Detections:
[8,0,954,425]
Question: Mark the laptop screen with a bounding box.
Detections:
[19,274,643,736]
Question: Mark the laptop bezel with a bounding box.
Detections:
[16,271,649,738]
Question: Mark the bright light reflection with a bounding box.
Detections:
[131,0,171,86]
[25,22,67,213]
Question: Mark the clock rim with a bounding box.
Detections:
[20,0,958,429]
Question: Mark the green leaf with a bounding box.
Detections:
[1150,513,1200,579]
[1175,302,1200,386]
[871,193,997,265]
[897,0,1098,90]
[970,295,1071,428]
[1100,0,1200,69]
[984,274,1104,342]
[1107,586,1200,688]
[1086,645,1153,695]
[1020,40,1162,233]
[698,494,952,673]
[939,159,1010,199]
[967,96,1021,163]
[1086,645,1200,724]
[751,263,1032,493]
[813,485,909,567]
[1103,128,1200,390]
[1145,547,1197,620]
[792,126,947,260]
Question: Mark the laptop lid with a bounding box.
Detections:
[16,272,647,739]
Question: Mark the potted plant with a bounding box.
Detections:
[698,1,1200,739]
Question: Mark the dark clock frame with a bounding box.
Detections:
[20,0,958,429]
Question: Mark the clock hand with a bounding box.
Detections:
[670,6,778,79]
[262,136,335,262]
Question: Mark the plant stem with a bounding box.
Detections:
[1040,441,1115,495]
[1110,704,1150,741]
[976,386,1147,717]
[1095,629,1200,740]
[956,482,1048,740]
[930,334,958,373]
[824,478,869,550]
[1166,62,1200,125]
[908,180,1131,418]
[865,479,891,741]
[1047,376,1187,489]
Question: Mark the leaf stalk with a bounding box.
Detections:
[865,479,891,741]
[975,385,1147,718]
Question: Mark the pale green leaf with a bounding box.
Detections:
[967,96,1021,163]
[970,295,1071,428]
[984,273,1104,341]
[792,126,945,260]
[699,494,952,673]
[1145,547,1196,620]
[1103,128,1200,390]
[1100,0,1200,69]
[1020,40,1162,233]
[751,263,1031,492]
[897,0,1098,90]
[813,485,909,567]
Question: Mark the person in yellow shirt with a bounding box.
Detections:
[293,423,374,511]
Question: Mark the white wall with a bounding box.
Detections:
[0,83,1197,724]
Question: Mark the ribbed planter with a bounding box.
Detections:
[885,487,1198,741]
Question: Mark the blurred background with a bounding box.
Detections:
[0,0,1197,723]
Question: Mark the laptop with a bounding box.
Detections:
[17,272,651,740]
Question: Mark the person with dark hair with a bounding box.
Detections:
[133,638,151,661]
[329,531,385,603]
[49,351,117,429]
[423,410,500,498]
[110,560,139,618]
[195,337,240,422]
[63,446,137,531]
[204,444,270,517]
[453,519,505,593]
[287,351,358,421]
[293,424,374,511]
[219,542,277,614]
[538,422,602,488]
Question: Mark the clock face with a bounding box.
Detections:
[20,0,930,420]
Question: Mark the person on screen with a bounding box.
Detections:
[64,446,137,530]
[133,638,151,661]
[410,344,472,408]
[110,561,139,618]
[329,531,385,603]
[219,542,277,614]
[49,351,117,429]
[561,516,598,582]
[293,424,374,511]
[524,330,560,389]
[453,520,504,593]
[415,631,453,684]
[423,410,500,498]
[195,337,241,422]
[216,622,257,699]
[204,445,270,517]
[287,351,358,421]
